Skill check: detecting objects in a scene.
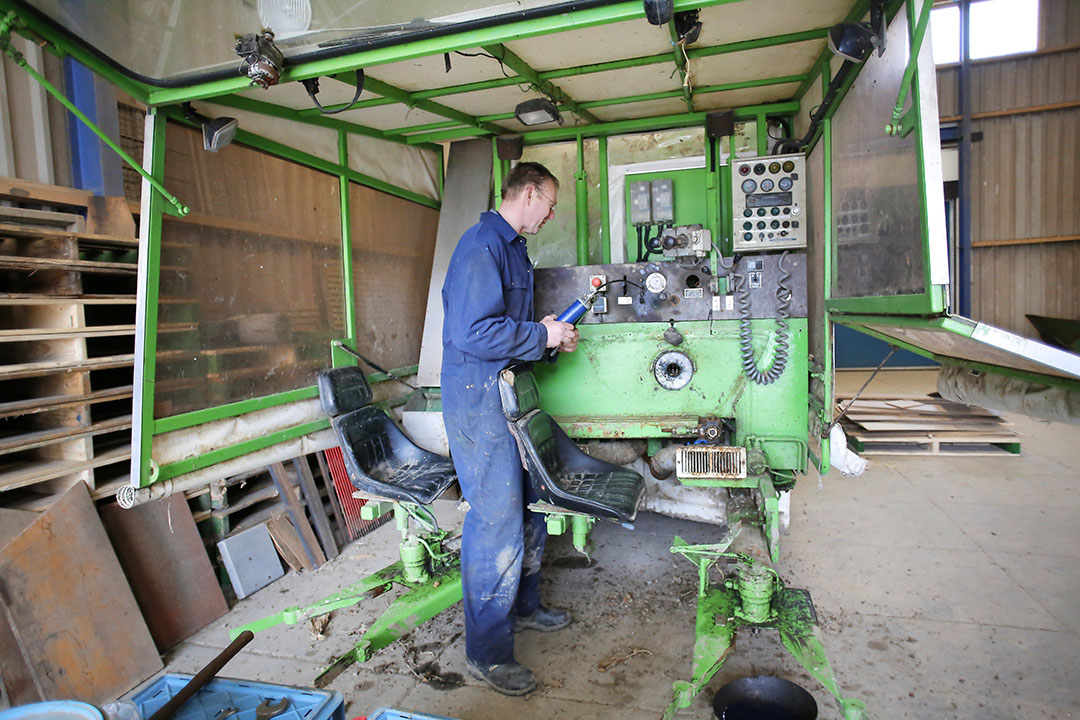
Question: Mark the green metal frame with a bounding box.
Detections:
[663,498,868,720]
[233,496,463,688]
[132,110,168,489]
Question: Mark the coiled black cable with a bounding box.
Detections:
[733,251,791,385]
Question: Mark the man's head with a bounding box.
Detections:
[499,161,558,235]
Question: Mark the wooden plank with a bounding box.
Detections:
[0,324,136,342]
[0,222,134,246]
[972,234,1080,248]
[0,482,161,705]
[0,353,135,380]
[100,494,228,651]
[0,255,137,274]
[0,415,132,456]
[939,98,1080,123]
[266,513,312,572]
[0,176,92,207]
[210,485,279,518]
[294,456,338,560]
[268,462,325,568]
[0,294,136,305]
[0,386,134,420]
[849,420,1013,432]
[0,206,82,229]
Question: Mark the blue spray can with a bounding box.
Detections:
[544,282,601,361]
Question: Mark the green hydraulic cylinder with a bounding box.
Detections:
[575,134,589,265]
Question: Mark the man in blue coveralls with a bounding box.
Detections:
[441,161,579,696]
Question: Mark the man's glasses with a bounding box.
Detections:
[534,186,557,213]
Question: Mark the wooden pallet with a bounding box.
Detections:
[0,196,137,497]
[837,396,1022,457]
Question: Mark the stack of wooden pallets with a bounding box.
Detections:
[836,395,1022,457]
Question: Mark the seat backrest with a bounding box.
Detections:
[499,365,541,421]
[318,367,374,417]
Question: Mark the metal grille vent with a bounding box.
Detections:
[675,446,747,479]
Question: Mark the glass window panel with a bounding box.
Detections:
[154,124,344,418]
[348,182,440,369]
[931,0,1039,66]
[831,7,926,299]
[26,0,584,83]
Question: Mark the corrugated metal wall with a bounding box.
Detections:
[0,35,71,186]
[936,0,1080,336]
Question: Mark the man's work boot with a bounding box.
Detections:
[466,659,537,696]
[514,606,572,633]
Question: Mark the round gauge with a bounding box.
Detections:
[753,163,766,175]
[760,178,774,192]
[738,165,751,176]
[741,179,757,193]
[782,160,795,172]
[769,161,781,173]
[645,271,667,294]
[778,177,793,191]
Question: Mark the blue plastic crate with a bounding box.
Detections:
[131,675,344,720]
[365,710,459,720]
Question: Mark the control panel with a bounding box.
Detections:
[534,255,807,325]
[731,153,807,252]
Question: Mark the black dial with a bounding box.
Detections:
[778,177,793,191]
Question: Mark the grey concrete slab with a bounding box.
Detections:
[778,544,1065,631]
[987,551,1080,636]
[940,502,1080,559]
[786,496,981,551]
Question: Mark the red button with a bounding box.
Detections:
[591,277,603,287]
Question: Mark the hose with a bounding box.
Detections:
[733,251,790,385]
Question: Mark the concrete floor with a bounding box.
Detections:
[153,370,1080,720]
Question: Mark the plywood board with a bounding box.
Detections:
[100,494,228,651]
[0,482,161,705]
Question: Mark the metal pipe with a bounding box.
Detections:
[339,130,358,343]
[146,631,254,720]
[598,136,610,263]
[890,0,935,124]
[575,134,589,265]
[957,0,973,315]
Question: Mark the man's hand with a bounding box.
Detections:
[540,314,578,350]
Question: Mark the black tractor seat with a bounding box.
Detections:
[318,367,456,506]
[499,365,645,525]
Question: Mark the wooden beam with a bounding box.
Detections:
[0,325,136,342]
[940,99,1080,123]
[0,354,135,380]
[0,415,132,456]
[0,177,93,207]
[972,234,1080,248]
[0,386,134,420]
